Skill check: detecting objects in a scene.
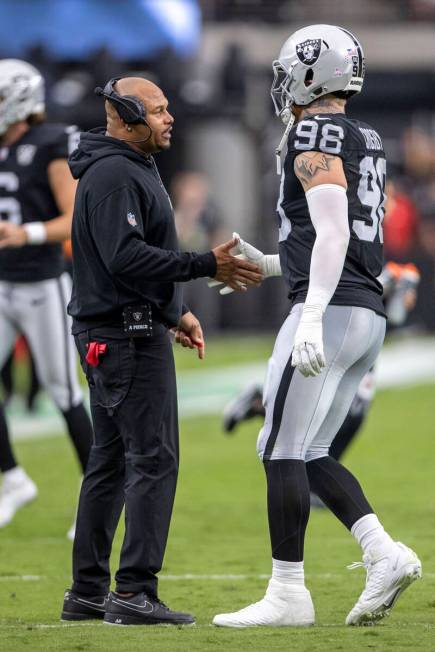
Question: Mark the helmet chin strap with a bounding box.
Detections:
[275,107,295,175]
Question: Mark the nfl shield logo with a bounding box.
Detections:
[17,144,37,166]
[296,39,322,65]
[127,211,138,226]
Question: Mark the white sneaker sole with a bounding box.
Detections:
[213,618,314,628]
[346,558,422,626]
[0,486,38,528]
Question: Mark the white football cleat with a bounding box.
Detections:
[346,542,422,626]
[0,467,38,527]
[212,579,315,628]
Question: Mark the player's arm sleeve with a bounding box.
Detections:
[88,185,217,282]
[304,184,350,311]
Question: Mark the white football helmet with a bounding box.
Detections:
[271,24,365,125]
[0,59,45,136]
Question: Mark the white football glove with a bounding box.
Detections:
[208,232,281,295]
[292,305,326,377]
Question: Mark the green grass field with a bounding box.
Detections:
[0,340,434,651]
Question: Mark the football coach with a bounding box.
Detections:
[60,77,262,626]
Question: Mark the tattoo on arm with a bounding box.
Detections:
[294,153,336,189]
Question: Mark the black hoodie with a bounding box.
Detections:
[67,130,216,333]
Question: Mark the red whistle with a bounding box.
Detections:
[85,342,107,367]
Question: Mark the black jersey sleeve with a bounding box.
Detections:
[45,125,80,163]
[88,185,216,283]
[287,116,347,160]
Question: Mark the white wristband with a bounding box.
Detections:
[23,222,47,245]
[263,254,282,277]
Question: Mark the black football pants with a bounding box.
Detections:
[72,330,178,598]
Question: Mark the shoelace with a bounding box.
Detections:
[347,561,367,571]
[347,552,391,598]
[154,598,169,611]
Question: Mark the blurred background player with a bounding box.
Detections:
[222,261,420,477]
[0,59,93,534]
[0,335,41,412]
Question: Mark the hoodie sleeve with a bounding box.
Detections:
[88,185,217,282]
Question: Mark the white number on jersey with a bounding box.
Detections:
[353,156,386,242]
[0,172,22,224]
[294,121,318,149]
[319,124,344,154]
[294,120,344,154]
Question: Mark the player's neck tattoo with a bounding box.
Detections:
[302,96,345,118]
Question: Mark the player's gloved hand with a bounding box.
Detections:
[208,232,281,295]
[291,305,326,377]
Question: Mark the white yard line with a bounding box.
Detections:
[0,575,43,581]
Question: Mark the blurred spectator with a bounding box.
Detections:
[219,43,248,114]
[384,180,420,260]
[172,171,225,250]
[172,171,226,329]
[401,127,435,221]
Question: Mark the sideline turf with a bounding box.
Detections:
[0,383,434,651]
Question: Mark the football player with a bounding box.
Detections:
[0,59,93,535]
[212,26,421,628]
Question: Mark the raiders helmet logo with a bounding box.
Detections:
[296,39,322,65]
[133,312,143,321]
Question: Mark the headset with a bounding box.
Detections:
[94,78,147,125]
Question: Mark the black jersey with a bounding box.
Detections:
[0,123,79,282]
[278,113,386,316]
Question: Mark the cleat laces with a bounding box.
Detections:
[347,551,391,599]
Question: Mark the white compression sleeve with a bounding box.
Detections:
[304,184,350,312]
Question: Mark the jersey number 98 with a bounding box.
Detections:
[294,120,344,154]
[354,156,386,243]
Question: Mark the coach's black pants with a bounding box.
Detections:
[72,329,178,598]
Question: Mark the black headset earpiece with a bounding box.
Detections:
[94,78,147,125]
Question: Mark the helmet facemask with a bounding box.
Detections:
[271,60,296,126]
[271,60,297,175]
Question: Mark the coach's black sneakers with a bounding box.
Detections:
[61,589,107,621]
[104,591,195,626]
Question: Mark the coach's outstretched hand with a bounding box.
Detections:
[292,305,326,377]
[211,237,263,291]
